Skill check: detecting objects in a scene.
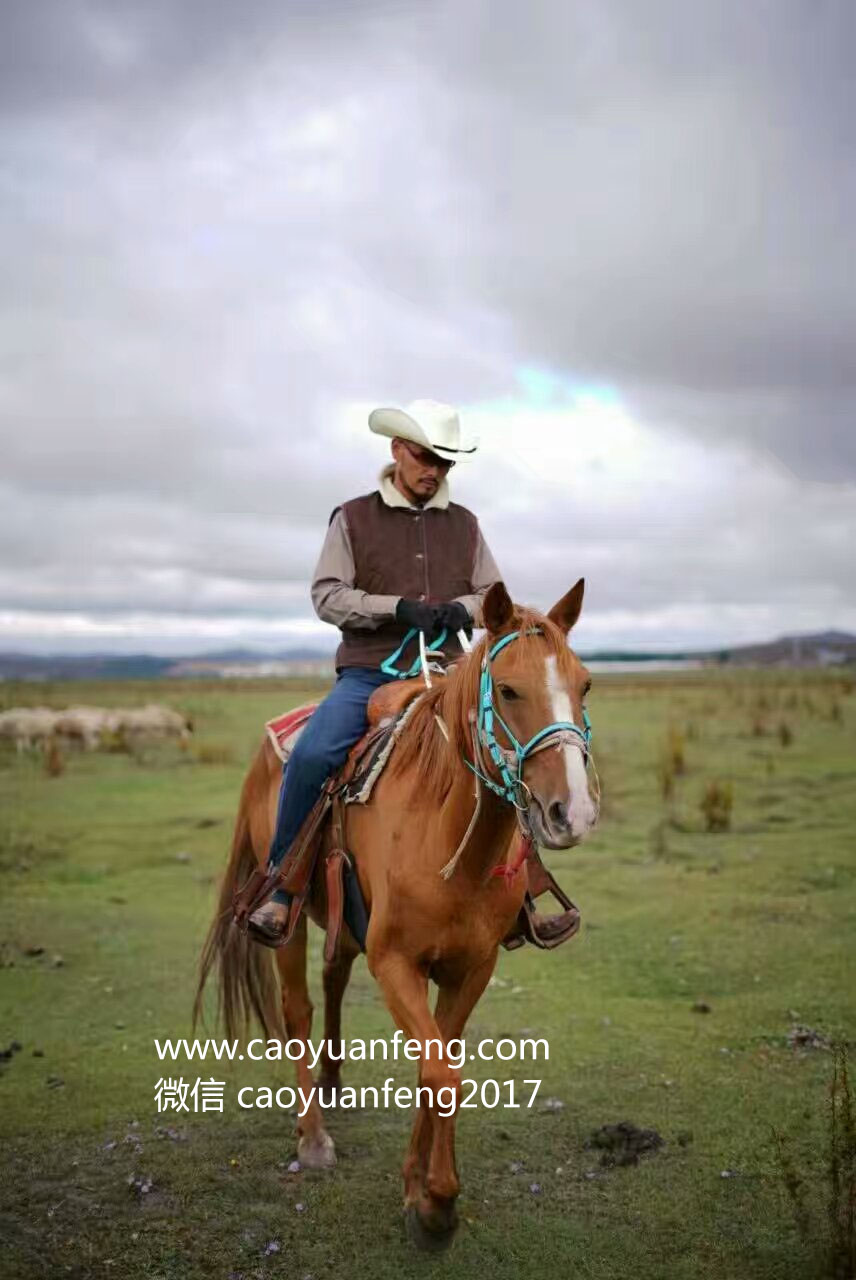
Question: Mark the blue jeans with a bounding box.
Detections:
[268,666,396,901]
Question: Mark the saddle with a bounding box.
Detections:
[233,679,581,957]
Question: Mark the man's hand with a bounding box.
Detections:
[436,601,472,633]
[396,599,445,632]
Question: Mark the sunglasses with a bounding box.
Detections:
[401,440,455,471]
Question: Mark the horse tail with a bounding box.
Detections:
[192,744,283,1043]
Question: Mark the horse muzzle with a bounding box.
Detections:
[528,795,597,849]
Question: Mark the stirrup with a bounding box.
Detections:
[232,866,283,930]
[233,867,303,949]
[501,891,581,951]
[248,895,306,950]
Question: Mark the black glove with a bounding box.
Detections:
[395,598,445,632]
[436,601,472,633]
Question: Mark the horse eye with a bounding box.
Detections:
[498,684,520,702]
[583,680,592,696]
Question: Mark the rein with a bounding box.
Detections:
[380,626,473,688]
[380,627,449,680]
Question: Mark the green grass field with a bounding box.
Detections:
[1,670,854,1280]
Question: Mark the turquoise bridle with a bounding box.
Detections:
[466,628,592,809]
[380,624,593,812]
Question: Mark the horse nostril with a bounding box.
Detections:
[547,800,568,829]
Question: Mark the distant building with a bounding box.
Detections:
[168,658,335,679]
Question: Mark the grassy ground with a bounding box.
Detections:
[1,669,854,1280]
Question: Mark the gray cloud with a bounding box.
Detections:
[0,1,403,114]
[436,2,856,477]
[1,0,854,653]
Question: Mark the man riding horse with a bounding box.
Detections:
[248,399,502,944]
[199,431,596,1228]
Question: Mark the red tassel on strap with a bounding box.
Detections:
[491,834,534,880]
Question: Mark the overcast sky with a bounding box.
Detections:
[2,0,854,655]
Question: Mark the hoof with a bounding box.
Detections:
[405,1203,458,1252]
[297,1131,337,1169]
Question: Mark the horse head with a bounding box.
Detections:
[480,579,599,849]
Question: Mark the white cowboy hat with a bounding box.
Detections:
[368,399,478,462]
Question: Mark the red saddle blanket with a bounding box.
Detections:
[265,703,317,762]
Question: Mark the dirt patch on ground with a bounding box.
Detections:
[586,1121,665,1167]
[787,1024,830,1051]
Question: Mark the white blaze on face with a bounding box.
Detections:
[544,654,597,838]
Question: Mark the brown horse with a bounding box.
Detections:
[194,579,598,1249]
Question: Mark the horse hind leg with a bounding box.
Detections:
[274,916,336,1169]
[317,931,360,1105]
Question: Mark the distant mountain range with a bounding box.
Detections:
[711,629,856,667]
[0,630,853,682]
[0,647,334,682]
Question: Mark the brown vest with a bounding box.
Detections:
[334,491,478,671]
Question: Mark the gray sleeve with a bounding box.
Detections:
[311,508,401,630]
[452,524,503,627]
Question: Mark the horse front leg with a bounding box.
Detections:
[398,954,498,1219]
[421,956,498,1222]
[370,951,462,1250]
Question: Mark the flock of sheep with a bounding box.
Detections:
[0,704,193,752]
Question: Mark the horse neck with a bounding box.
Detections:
[435,671,520,881]
[446,763,519,881]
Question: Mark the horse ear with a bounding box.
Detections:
[481,581,515,635]
[547,578,585,635]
